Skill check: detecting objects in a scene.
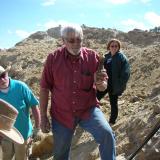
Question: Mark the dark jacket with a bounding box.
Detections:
[105,51,130,95]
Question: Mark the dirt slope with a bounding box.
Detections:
[0,26,160,160]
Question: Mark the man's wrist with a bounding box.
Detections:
[34,127,41,131]
[41,114,48,118]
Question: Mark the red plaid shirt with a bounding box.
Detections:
[40,46,100,129]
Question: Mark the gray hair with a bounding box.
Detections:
[60,24,83,39]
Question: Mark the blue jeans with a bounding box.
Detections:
[52,107,116,160]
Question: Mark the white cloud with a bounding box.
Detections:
[120,12,160,31]
[140,0,151,4]
[15,30,31,38]
[43,21,62,29]
[106,0,131,4]
[121,19,147,31]
[7,30,13,34]
[104,0,151,5]
[105,13,111,18]
[144,12,160,26]
[41,0,56,6]
[79,13,86,18]
[43,20,79,29]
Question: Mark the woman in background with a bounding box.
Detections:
[97,39,130,125]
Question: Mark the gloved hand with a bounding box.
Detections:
[32,128,43,142]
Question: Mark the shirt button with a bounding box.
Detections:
[73,81,76,83]
[73,91,76,94]
[72,101,75,104]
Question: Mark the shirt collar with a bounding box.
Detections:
[64,46,84,61]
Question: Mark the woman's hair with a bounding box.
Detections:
[60,24,83,39]
[106,39,121,51]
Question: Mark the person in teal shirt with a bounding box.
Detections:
[0,65,41,160]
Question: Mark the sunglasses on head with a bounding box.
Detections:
[0,72,6,79]
[65,38,83,44]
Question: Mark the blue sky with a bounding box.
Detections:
[0,0,160,49]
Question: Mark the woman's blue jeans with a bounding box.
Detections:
[52,107,116,160]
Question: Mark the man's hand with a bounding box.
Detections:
[32,128,43,142]
[41,116,50,133]
[95,70,108,81]
[95,70,108,91]
[96,81,107,91]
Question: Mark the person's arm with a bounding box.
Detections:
[94,53,108,91]
[40,87,49,117]
[31,105,42,141]
[40,87,50,133]
[120,57,130,85]
[31,106,41,129]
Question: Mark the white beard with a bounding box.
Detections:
[68,48,81,56]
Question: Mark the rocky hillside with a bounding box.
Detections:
[0,26,160,160]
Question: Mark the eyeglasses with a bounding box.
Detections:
[65,38,83,44]
[110,45,118,48]
[0,73,6,79]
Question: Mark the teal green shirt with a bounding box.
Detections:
[0,78,39,140]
